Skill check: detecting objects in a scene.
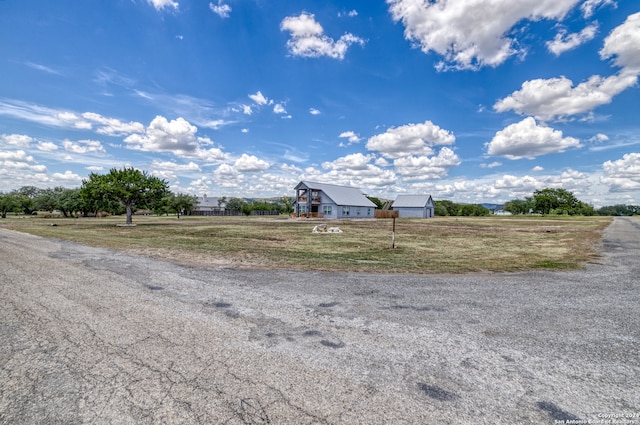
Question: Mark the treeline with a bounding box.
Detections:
[0,185,296,219]
[434,200,491,216]
[503,188,638,216]
[222,197,295,216]
[0,185,197,219]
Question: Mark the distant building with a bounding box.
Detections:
[294,181,376,219]
[193,195,228,216]
[393,195,435,218]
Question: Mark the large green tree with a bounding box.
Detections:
[532,188,594,216]
[0,192,19,218]
[81,168,168,224]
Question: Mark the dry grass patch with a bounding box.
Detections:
[0,215,611,274]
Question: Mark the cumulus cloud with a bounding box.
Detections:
[151,160,201,172]
[148,0,178,11]
[0,150,47,172]
[209,1,231,18]
[314,154,397,189]
[280,13,365,60]
[124,116,199,153]
[601,152,640,191]
[393,147,461,180]
[82,112,144,136]
[493,73,637,121]
[62,139,106,154]
[273,104,287,114]
[37,142,58,152]
[234,154,270,172]
[387,0,580,70]
[547,23,598,56]
[1,134,33,147]
[249,91,269,105]
[309,108,321,115]
[366,120,455,159]
[485,117,581,159]
[496,13,640,120]
[600,12,640,73]
[338,131,360,146]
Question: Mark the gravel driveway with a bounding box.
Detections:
[1,217,638,424]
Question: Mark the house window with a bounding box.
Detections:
[323,205,332,216]
[367,208,371,215]
[299,205,307,213]
[342,206,350,215]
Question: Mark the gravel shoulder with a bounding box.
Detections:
[0,217,638,424]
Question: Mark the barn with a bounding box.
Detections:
[393,195,435,218]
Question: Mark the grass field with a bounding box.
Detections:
[1,214,613,274]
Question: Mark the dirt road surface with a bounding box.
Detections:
[1,217,638,424]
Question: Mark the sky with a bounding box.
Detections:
[1,0,639,207]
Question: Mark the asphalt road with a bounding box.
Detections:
[1,217,638,424]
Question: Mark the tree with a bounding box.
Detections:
[532,188,579,215]
[81,168,168,225]
[0,192,19,218]
[504,198,534,215]
[225,197,246,213]
[169,193,198,218]
[279,196,295,215]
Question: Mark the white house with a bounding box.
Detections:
[393,194,435,218]
[294,181,377,219]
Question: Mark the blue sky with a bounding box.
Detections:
[1,0,639,206]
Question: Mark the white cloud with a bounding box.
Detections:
[387,0,580,70]
[547,23,598,56]
[273,103,287,114]
[493,73,637,121]
[309,108,321,115]
[241,128,249,133]
[393,147,461,180]
[37,142,58,152]
[249,91,269,105]
[62,139,106,154]
[148,0,178,11]
[600,12,640,73]
[338,10,358,18]
[124,116,198,153]
[480,161,502,169]
[234,153,270,172]
[151,160,201,172]
[581,0,616,18]
[485,117,581,159]
[209,1,231,18]
[590,133,609,143]
[51,170,83,184]
[496,13,640,120]
[82,112,144,136]
[601,152,640,191]
[322,153,375,171]
[532,165,545,172]
[1,134,33,147]
[0,150,34,162]
[242,105,253,115]
[280,13,365,60]
[338,131,361,145]
[366,120,455,159]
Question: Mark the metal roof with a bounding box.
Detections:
[393,194,434,208]
[297,181,377,207]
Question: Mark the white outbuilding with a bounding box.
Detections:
[393,195,435,218]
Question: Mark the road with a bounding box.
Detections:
[0,217,638,424]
